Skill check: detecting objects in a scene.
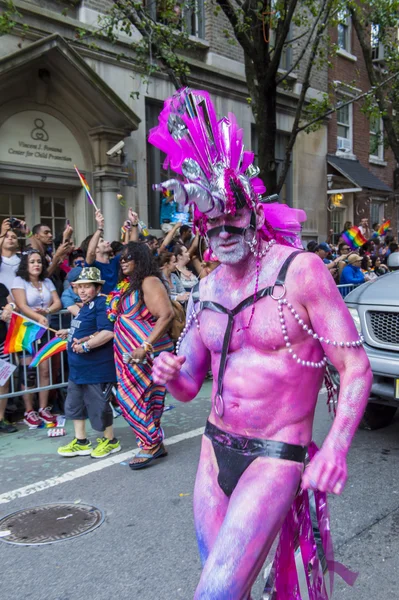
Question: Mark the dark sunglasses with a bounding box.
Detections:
[120,255,134,263]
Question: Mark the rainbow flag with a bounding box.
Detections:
[30,337,67,368]
[4,313,46,354]
[74,165,98,209]
[378,220,391,236]
[341,226,367,250]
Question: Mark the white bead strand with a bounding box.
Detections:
[276,298,364,368]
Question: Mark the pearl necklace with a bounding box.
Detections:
[277,298,364,368]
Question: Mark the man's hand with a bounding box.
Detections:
[63,224,73,242]
[54,241,71,260]
[302,446,348,495]
[128,208,139,226]
[1,218,11,236]
[95,210,105,229]
[57,329,69,340]
[153,353,186,385]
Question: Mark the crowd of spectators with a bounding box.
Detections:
[0,210,218,437]
[306,218,398,287]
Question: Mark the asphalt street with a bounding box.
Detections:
[0,382,398,600]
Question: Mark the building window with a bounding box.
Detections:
[371,24,384,61]
[370,117,384,159]
[337,11,351,52]
[39,196,66,237]
[370,200,384,228]
[336,103,352,153]
[331,208,344,240]
[146,0,205,39]
[0,192,26,241]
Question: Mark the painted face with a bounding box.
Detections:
[3,230,19,251]
[206,208,255,265]
[120,254,135,276]
[75,283,98,303]
[28,253,43,277]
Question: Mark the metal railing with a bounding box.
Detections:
[0,310,71,400]
[337,283,356,298]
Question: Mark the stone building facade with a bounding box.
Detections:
[327,15,398,241]
[0,0,329,244]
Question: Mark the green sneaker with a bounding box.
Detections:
[57,438,92,457]
[91,437,121,459]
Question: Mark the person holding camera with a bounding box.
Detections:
[0,218,26,292]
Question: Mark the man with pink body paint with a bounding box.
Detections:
[150,89,372,600]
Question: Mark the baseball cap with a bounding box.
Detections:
[317,242,331,253]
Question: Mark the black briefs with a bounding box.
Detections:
[204,420,307,497]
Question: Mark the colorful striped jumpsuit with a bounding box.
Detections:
[114,290,174,450]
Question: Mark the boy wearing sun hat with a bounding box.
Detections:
[57,267,121,458]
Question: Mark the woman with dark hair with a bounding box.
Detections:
[174,244,199,292]
[371,255,388,277]
[11,249,61,427]
[159,251,190,303]
[107,242,174,469]
[361,255,377,281]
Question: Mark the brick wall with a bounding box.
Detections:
[292,22,328,92]
[204,0,244,62]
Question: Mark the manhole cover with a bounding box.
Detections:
[0,503,104,546]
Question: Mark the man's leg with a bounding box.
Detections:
[193,436,230,566]
[194,456,303,600]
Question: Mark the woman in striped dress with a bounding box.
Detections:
[107,242,174,470]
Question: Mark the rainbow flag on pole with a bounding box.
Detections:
[30,337,67,368]
[74,165,98,211]
[341,226,367,250]
[4,313,47,354]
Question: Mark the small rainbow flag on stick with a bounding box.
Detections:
[4,313,47,354]
[30,337,67,368]
[74,165,99,211]
[341,226,367,250]
[378,220,391,236]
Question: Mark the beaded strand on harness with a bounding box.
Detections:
[276,298,364,368]
[175,308,200,355]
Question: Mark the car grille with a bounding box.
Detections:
[369,311,399,345]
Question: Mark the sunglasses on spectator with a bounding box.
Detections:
[120,255,134,263]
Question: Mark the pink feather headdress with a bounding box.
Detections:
[149,88,306,247]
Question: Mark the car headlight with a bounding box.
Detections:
[347,307,362,333]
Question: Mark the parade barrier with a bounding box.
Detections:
[0,310,71,400]
[337,283,356,298]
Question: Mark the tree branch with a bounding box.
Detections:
[269,0,299,76]
[276,0,328,85]
[216,0,255,60]
[349,3,399,162]
[276,0,334,192]
[296,70,399,134]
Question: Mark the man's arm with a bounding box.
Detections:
[152,292,211,402]
[128,208,139,242]
[86,210,104,265]
[294,253,372,494]
[159,222,181,252]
